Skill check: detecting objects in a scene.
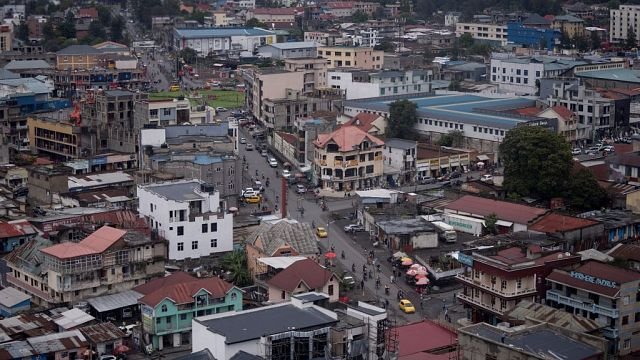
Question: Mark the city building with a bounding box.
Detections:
[26,165,70,206]
[137,180,234,260]
[0,287,30,317]
[0,220,37,253]
[292,113,335,166]
[247,7,302,26]
[135,271,242,350]
[507,21,561,50]
[340,112,386,136]
[458,322,606,360]
[27,115,80,161]
[0,24,12,52]
[490,55,587,95]
[455,245,581,324]
[445,12,462,27]
[528,213,604,252]
[313,125,385,191]
[242,67,305,125]
[317,46,384,69]
[54,44,133,71]
[546,261,640,355]
[284,57,329,93]
[5,226,166,307]
[304,31,346,46]
[415,144,471,179]
[444,195,548,235]
[173,28,277,56]
[328,69,432,100]
[608,243,640,271]
[455,22,508,46]
[382,138,416,186]
[192,293,390,360]
[79,323,126,356]
[265,258,340,303]
[245,220,318,276]
[26,15,47,41]
[551,15,586,38]
[343,94,544,153]
[610,4,640,44]
[261,89,342,132]
[133,98,192,129]
[257,42,321,60]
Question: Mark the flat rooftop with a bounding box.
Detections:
[140,180,208,202]
[196,303,337,344]
[344,94,538,129]
[460,323,602,359]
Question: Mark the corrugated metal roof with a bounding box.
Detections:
[504,300,602,333]
[27,330,88,353]
[175,27,275,39]
[87,290,144,313]
[52,308,95,330]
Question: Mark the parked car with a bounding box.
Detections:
[344,224,365,233]
[480,174,493,183]
[603,145,615,153]
[399,299,416,313]
[261,149,268,157]
[268,158,278,168]
[282,169,292,178]
[245,195,262,204]
[571,148,581,155]
[240,138,246,144]
[246,143,254,151]
[316,227,328,238]
[296,184,307,194]
[215,107,228,112]
[419,176,436,184]
[242,188,259,198]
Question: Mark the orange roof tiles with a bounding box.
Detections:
[529,213,600,233]
[314,125,384,151]
[40,226,126,259]
[267,258,335,292]
[135,272,234,307]
[445,195,548,225]
[549,105,574,120]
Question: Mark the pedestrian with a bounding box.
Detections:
[390,275,394,283]
[360,279,364,289]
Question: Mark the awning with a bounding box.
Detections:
[477,154,490,161]
[257,256,307,269]
[495,220,513,227]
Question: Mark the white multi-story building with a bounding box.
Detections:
[137,180,234,260]
[173,28,276,56]
[610,5,640,44]
[489,55,586,95]
[445,12,461,27]
[383,138,417,186]
[328,69,432,99]
[455,22,508,46]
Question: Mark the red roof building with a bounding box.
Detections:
[77,8,98,19]
[396,320,457,360]
[546,261,640,355]
[529,213,604,252]
[40,226,126,259]
[135,271,236,308]
[341,112,386,135]
[314,125,384,152]
[266,258,339,302]
[456,246,581,324]
[444,195,548,232]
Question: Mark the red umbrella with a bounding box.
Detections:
[406,269,418,276]
[414,273,427,279]
[416,277,429,285]
[325,252,337,259]
[114,344,130,354]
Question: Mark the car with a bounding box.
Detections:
[119,324,137,337]
[240,138,246,144]
[480,174,493,183]
[282,169,291,178]
[100,356,117,360]
[261,149,268,157]
[242,188,259,198]
[316,227,328,238]
[246,143,254,151]
[169,84,180,92]
[399,299,416,313]
[603,145,615,153]
[245,195,262,204]
[296,184,307,194]
[344,224,365,233]
[419,176,436,184]
[342,275,355,289]
[253,181,264,192]
[268,158,278,168]
[571,148,582,155]
[216,107,228,112]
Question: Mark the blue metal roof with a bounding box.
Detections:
[576,68,640,84]
[174,27,275,39]
[346,94,536,129]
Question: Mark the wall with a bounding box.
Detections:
[328,71,379,99]
[411,232,438,249]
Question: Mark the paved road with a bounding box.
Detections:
[238,127,431,323]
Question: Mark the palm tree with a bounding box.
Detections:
[222,250,251,287]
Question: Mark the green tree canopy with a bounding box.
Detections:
[179,47,198,64]
[627,26,637,49]
[500,126,573,200]
[246,17,268,28]
[484,213,498,235]
[374,39,395,52]
[567,168,610,210]
[387,100,418,140]
[222,250,251,287]
[352,10,369,23]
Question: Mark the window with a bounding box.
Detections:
[163,109,171,116]
[178,242,184,251]
[623,315,629,325]
[281,290,286,299]
[161,304,167,312]
[211,223,217,232]
[635,312,640,322]
[177,226,184,236]
[328,284,334,295]
[149,203,153,212]
[211,239,217,247]
[474,269,480,278]
[166,316,172,324]
[180,314,187,320]
[516,279,522,289]
[156,318,161,324]
[501,280,507,290]
[500,299,507,309]
[623,295,630,305]
[192,241,198,250]
[202,224,208,233]
[624,339,631,349]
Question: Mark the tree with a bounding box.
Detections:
[89,21,106,40]
[58,12,76,39]
[15,22,28,42]
[448,80,461,91]
[567,168,610,210]
[179,47,198,64]
[627,26,637,49]
[222,250,251,287]
[110,16,124,42]
[484,213,498,235]
[387,100,418,140]
[438,130,463,147]
[352,10,368,23]
[458,33,474,48]
[246,17,268,28]
[500,126,573,200]
[374,39,395,52]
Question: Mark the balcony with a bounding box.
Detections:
[456,274,537,298]
[546,290,619,318]
[601,327,619,338]
[456,292,505,316]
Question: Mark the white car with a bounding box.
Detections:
[242,188,259,198]
[603,145,615,153]
[481,174,493,183]
[240,138,246,144]
[571,148,581,155]
[261,149,268,157]
[216,107,228,112]
[268,158,278,168]
[282,169,291,178]
[296,184,306,194]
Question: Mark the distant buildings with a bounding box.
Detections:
[257,41,321,60]
[610,4,640,44]
[327,69,432,100]
[455,23,508,46]
[173,28,277,56]
[318,46,384,70]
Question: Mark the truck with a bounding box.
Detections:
[432,221,457,243]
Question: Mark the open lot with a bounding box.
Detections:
[148,89,244,109]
